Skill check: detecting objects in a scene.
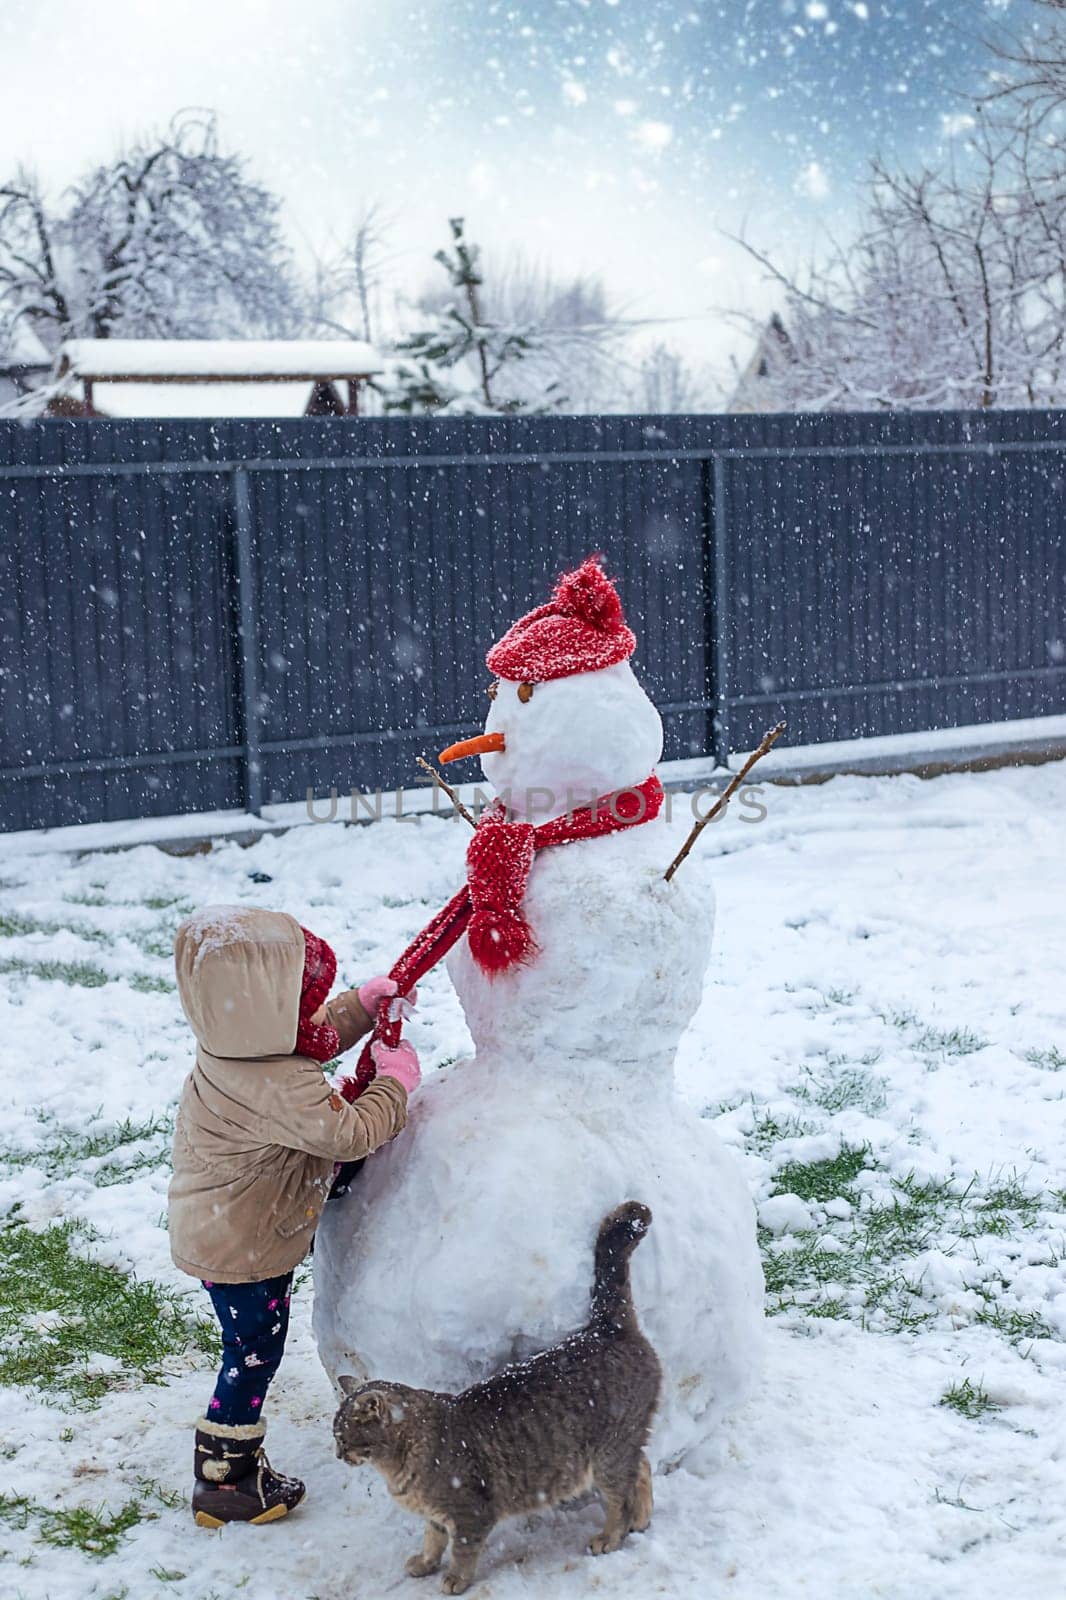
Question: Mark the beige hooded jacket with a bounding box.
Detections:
[168,906,407,1283]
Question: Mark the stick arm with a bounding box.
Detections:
[663,720,786,882]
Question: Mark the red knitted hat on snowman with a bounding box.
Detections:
[486,555,636,682]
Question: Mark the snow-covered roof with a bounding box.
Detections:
[56,338,382,381]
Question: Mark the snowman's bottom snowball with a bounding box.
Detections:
[313,1058,764,1468]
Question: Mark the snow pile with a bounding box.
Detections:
[314,822,764,1467]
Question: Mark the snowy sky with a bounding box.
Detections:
[0,0,1012,371]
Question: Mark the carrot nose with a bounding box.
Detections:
[439,731,506,764]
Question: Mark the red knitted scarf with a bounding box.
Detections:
[338,774,663,1101]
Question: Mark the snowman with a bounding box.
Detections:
[314,558,763,1467]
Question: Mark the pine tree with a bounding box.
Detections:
[380,218,563,415]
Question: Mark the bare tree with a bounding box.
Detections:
[488,256,634,410]
[984,0,1066,126]
[730,112,1066,410]
[307,200,394,345]
[627,341,713,412]
[0,110,300,357]
[726,1,1066,413]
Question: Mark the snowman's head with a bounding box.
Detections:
[439,557,663,821]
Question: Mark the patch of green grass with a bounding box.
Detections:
[881,1006,918,1031]
[912,1024,988,1057]
[973,1302,1054,1343]
[772,1144,871,1203]
[861,1273,937,1334]
[759,1229,858,1297]
[824,987,856,1006]
[0,1492,146,1557]
[794,1064,887,1116]
[740,1064,1057,1347]
[150,1568,187,1583]
[0,957,172,994]
[0,956,110,988]
[127,971,173,994]
[703,1092,745,1119]
[0,1115,173,1185]
[758,1157,1052,1339]
[876,1009,987,1057]
[861,1174,963,1254]
[940,1378,1001,1420]
[786,984,857,1013]
[972,1178,1042,1233]
[1024,1045,1066,1071]
[139,1480,184,1513]
[0,1216,215,1408]
[749,1107,817,1154]
[808,1296,850,1319]
[0,911,111,944]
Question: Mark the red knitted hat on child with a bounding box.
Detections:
[295,927,341,1063]
[485,556,636,683]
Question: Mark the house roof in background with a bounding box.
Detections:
[56,338,382,381]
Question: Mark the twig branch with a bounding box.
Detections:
[416,756,477,827]
[663,721,787,883]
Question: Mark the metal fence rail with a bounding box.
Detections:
[1,410,1064,833]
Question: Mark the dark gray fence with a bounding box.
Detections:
[1,411,1064,833]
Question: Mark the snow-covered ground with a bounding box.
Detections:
[1,760,1064,1599]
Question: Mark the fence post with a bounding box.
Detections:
[705,452,730,769]
[231,468,264,815]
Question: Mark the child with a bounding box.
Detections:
[168,904,419,1528]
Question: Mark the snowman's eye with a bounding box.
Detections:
[486,681,498,701]
[517,682,535,704]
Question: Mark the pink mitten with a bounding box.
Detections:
[371,1039,421,1095]
[357,975,398,1015]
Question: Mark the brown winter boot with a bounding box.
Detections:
[192,1420,306,1527]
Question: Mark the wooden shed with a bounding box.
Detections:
[50,339,383,418]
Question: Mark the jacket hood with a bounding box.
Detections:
[174,906,305,1059]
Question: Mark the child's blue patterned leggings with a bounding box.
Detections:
[202,1272,294,1426]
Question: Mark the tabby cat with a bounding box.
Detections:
[334,1201,661,1595]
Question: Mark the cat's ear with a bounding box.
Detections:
[360,1387,392,1420]
[338,1374,362,1397]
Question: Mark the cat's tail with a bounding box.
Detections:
[591,1201,652,1331]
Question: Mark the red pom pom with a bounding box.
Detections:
[552,555,624,632]
[467,906,537,975]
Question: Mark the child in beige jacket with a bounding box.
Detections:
[169,904,418,1527]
